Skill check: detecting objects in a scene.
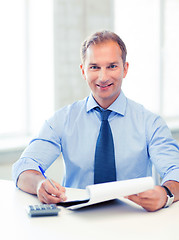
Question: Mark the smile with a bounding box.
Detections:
[96,83,113,89]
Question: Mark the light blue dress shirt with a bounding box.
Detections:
[12,91,179,188]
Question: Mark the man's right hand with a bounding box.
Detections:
[37,179,67,204]
[17,170,67,204]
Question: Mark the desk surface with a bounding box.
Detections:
[1,180,179,240]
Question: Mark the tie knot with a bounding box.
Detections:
[95,107,111,121]
[101,110,111,121]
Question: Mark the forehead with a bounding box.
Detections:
[85,40,123,64]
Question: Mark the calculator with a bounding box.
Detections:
[26,204,60,217]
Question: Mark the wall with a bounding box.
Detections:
[0,0,114,181]
[54,0,114,109]
[1,0,179,183]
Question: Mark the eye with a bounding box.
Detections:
[108,64,117,69]
[89,65,100,70]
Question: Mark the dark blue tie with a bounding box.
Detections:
[94,108,116,184]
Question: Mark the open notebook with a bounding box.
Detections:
[58,177,154,210]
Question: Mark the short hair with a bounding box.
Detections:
[80,30,127,65]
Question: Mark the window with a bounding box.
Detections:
[0,0,26,137]
[115,0,179,130]
[0,0,54,149]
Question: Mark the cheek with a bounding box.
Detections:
[85,71,98,83]
[112,70,124,80]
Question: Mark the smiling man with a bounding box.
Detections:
[12,30,179,211]
[80,40,129,109]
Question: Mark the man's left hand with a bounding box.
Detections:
[125,186,167,212]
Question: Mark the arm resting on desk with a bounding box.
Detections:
[126,180,179,212]
[17,170,67,204]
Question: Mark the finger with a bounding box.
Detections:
[127,194,141,204]
[126,190,165,212]
[43,191,66,204]
[39,186,67,204]
[137,189,156,199]
[126,188,157,202]
[42,180,63,197]
[37,180,67,203]
[126,195,154,211]
[44,182,67,201]
[54,182,66,194]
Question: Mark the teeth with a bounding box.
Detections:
[98,84,109,87]
[97,83,112,88]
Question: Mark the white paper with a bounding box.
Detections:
[63,177,154,210]
[65,187,90,202]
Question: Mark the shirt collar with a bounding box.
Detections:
[86,90,127,116]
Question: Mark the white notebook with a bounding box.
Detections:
[58,177,154,210]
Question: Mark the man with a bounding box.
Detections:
[12,30,179,211]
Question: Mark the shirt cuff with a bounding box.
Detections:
[12,158,40,187]
[161,168,179,185]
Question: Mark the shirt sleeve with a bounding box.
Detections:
[147,114,179,184]
[12,119,62,186]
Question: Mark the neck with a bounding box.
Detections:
[93,93,121,110]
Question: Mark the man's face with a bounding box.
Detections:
[80,40,129,109]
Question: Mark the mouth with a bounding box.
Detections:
[96,83,113,89]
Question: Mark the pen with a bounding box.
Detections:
[38,165,58,191]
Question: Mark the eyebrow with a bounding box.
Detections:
[109,62,119,65]
[89,63,98,66]
[89,62,119,65]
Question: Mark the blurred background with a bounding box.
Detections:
[0,0,179,182]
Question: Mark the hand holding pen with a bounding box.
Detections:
[37,165,67,204]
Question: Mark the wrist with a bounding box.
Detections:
[162,185,174,208]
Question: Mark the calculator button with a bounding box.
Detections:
[26,204,60,217]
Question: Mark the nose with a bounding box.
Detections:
[99,68,108,83]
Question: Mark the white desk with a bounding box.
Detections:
[1,180,179,240]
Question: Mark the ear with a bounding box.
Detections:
[123,62,129,78]
[80,64,86,80]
